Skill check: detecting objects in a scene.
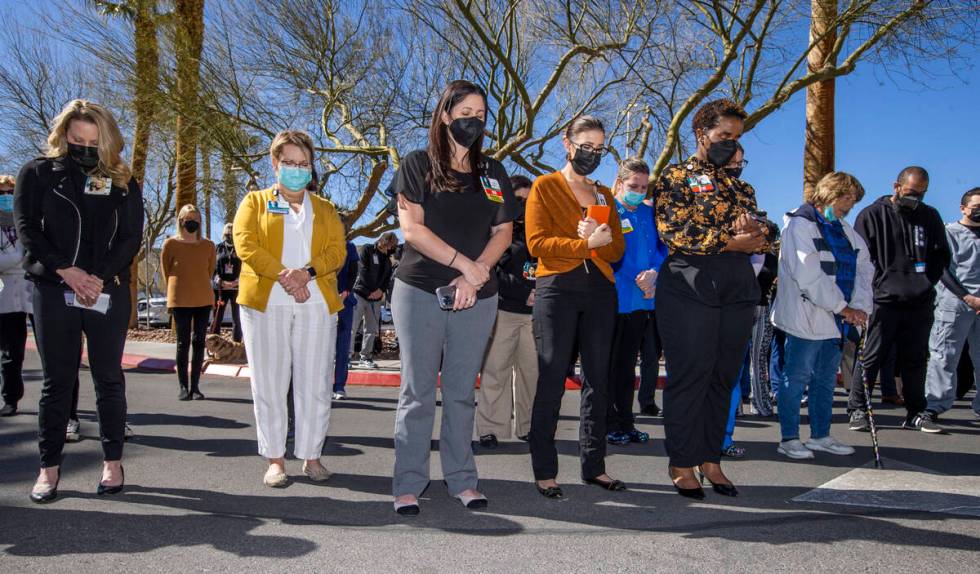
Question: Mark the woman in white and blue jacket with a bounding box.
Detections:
[771,172,874,460]
[606,157,668,445]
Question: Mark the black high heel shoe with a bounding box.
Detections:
[97,465,125,496]
[668,467,705,500]
[583,476,627,491]
[30,474,60,504]
[697,467,738,497]
[535,482,564,499]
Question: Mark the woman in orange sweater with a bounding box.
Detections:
[524,115,625,499]
[161,205,216,401]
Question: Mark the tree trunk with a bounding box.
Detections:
[221,152,239,223]
[803,0,837,200]
[129,0,159,327]
[173,0,205,213]
[201,145,212,238]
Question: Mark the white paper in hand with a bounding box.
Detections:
[64,292,112,314]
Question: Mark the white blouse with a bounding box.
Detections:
[267,191,325,307]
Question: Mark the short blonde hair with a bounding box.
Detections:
[46,99,132,187]
[269,130,315,164]
[807,171,865,207]
[176,204,203,239]
[0,175,14,188]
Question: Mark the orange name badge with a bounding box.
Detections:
[481,176,505,203]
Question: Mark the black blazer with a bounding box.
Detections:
[14,156,144,285]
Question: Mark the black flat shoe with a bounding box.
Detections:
[394,501,420,516]
[535,483,564,499]
[30,477,59,504]
[698,471,738,497]
[97,466,125,496]
[478,434,498,449]
[178,388,191,401]
[583,476,627,491]
[191,390,205,400]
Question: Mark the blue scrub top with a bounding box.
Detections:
[611,199,669,314]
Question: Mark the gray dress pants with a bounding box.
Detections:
[391,279,497,497]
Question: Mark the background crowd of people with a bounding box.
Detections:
[1,87,977,515]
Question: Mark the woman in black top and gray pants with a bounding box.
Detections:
[15,100,144,503]
[391,80,515,515]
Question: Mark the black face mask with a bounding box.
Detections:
[449,117,485,149]
[183,220,200,234]
[68,143,100,169]
[570,147,602,176]
[724,167,743,179]
[895,194,923,213]
[223,235,233,244]
[969,207,980,223]
[706,139,738,168]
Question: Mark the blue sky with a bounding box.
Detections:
[2,1,976,240]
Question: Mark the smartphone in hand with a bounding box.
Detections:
[436,285,457,310]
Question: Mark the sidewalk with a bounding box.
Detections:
[28,334,668,389]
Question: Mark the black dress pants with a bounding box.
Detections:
[607,310,650,433]
[849,303,933,421]
[0,311,27,407]
[33,281,130,467]
[529,265,617,481]
[173,306,211,391]
[656,253,758,468]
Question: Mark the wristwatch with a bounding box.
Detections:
[306,265,317,278]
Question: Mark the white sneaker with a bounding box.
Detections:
[124,423,135,440]
[65,419,81,442]
[332,391,346,401]
[804,435,855,456]
[777,439,815,460]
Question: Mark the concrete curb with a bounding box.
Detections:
[27,339,669,389]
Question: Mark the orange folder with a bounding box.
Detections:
[586,204,611,258]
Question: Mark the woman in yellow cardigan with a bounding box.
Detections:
[233,130,346,488]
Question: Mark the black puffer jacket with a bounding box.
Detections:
[14,156,144,286]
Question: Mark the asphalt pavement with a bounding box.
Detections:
[1,350,978,573]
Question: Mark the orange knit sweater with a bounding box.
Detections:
[525,171,625,282]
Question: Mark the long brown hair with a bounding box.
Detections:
[426,80,487,193]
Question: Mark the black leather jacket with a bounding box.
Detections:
[14,156,144,286]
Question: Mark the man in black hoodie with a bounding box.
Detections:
[849,166,951,431]
[351,232,397,368]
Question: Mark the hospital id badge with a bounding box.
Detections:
[687,174,714,193]
[223,264,234,275]
[83,175,112,196]
[267,199,290,214]
[481,176,504,203]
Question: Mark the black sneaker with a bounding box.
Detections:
[479,434,498,449]
[849,410,870,432]
[911,412,943,434]
[640,403,661,417]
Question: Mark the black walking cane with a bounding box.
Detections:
[850,328,883,469]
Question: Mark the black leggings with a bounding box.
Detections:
[173,306,211,390]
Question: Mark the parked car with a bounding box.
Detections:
[137,297,170,327]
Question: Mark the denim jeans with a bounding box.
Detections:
[778,335,842,441]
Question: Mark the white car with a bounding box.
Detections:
[137,297,170,327]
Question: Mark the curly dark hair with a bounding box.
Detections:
[691,99,747,137]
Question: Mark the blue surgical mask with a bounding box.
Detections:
[823,205,838,222]
[0,195,12,212]
[623,190,645,207]
[278,166,312,191]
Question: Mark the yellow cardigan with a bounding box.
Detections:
[232,186,346,313]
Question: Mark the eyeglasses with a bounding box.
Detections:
[571,141,609,156]
[281,160,311,169]
[729,159,749,169]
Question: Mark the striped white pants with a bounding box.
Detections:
[241,302,337,460]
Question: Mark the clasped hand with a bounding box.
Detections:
[58,267,103,307]
[840,307,868,328]
[577,217,612,249]
[278,268,311,303]
[725,213,768,253]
